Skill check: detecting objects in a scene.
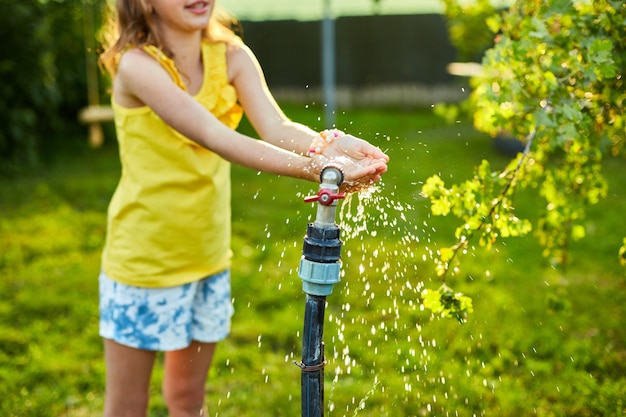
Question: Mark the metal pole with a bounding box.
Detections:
[296,167,345,417]
[321,0,336,128]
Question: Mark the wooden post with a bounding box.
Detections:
[83,1,104,147]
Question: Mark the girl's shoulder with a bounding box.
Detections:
[224,39,248,58]
[224,41,257,69]
[113,49,155,108]
[122,46,187,90]
[118,47,161,74]
[114,47,184,107]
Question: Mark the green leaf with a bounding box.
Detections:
[571,224,586,241]
[547,0,574,14]
[586,38,617,79]
[422,286,474,323]
[439,247,454,263]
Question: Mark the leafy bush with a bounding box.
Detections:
[427,0,626,317]
[0,0,106,175]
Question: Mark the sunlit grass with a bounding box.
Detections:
[1,106,624,416]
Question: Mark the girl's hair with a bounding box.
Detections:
[99,0,242,76]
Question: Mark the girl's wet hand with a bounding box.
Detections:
[322,134,389,164]
[319,135,388,193]
[341,156,388,193]
[311,153,388,194]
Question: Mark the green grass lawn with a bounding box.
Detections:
[0,106,624,416]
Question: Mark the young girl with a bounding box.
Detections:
[98,1,389,416]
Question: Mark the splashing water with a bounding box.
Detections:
[315,183,488,417]
[233,174,488,416]
[319,185,435,415]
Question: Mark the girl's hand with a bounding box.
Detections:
[318,135,389,192]
[311,153,388,194]
[322,134,389,164]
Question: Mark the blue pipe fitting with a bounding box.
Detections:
[298,258,341,296]
[299,166,345,297]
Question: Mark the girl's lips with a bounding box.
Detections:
[185,1,210,14]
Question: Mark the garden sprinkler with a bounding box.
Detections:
[295,166,345,417]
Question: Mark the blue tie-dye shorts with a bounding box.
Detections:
[99,269,234,351]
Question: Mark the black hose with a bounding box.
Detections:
[301,293,326,417]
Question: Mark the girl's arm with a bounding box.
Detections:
[113,48,385,183]
[228,44,389,166]
[227,43,317,155]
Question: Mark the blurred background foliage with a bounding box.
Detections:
[0,0,107,175]
[434,0,625,278]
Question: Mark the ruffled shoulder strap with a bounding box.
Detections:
[142,45,187,91]
[202,42,227,79]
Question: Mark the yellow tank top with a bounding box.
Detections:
[102,41,243,288]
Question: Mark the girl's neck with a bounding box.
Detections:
[163,29,203,71]
[160,28,204,94]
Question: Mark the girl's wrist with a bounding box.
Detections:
[308,129,345,156]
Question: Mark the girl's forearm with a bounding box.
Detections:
[258,120,318,156]
[201,121,318,182]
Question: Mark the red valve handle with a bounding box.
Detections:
[304,189,346,206]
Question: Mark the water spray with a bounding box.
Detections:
[295,166,345,417]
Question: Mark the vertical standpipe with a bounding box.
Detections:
[297,167,345,417]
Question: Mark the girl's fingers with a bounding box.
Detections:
[362,144,389,162]
[343,161,387,183]
[326,136,389,163]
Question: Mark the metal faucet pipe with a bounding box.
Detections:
[304,166,344,226]
[296,166,345,417]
